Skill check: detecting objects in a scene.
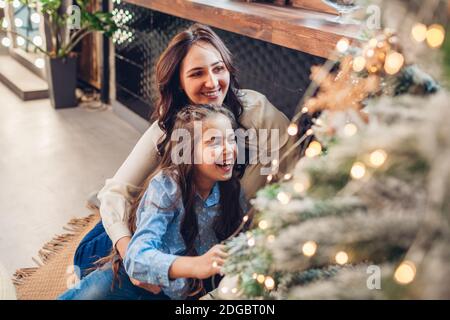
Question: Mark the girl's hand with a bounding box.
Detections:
[194,244,229,279]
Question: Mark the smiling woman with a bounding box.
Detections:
[179,42,230,105]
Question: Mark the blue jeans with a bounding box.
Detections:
[58,264,170,300]
[74,221,112,278]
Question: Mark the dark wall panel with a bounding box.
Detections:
[115,1,325,120]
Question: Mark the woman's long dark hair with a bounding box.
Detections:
[154,24,246,168]
[101,105,245,296]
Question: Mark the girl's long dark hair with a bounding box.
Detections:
[154,24,246,168]
[100,105,245,296]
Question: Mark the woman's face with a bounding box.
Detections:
[179,42,230,106]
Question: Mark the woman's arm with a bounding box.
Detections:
[98,120,165,252]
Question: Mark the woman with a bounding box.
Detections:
[74,23,297,292]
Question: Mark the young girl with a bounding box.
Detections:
[59,104,248,300]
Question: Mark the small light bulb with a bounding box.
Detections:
[335,251,349,265]
[221,287,229,294]
[366,49,375,58]
[306,129,314,136]
[344,123,358,137]
[16,36,25,46]
[352,56,366,72]
[426,24,445,48]
[302,241,317,257]
[32,35,43,47]
[231,288,238,294]
[14,18,23,28]
[247,238,255,247]
[301,107,309,113]
[267,235,275,243]
[267,174,273,183]
[0,0,6,9]
[12,0,20,8]
[257,274,266,284]
[350,162,366,179]
[264,276,275,290]
[394,261,416,285]
[252,273,258,279]
[243,215,249,222]
[1,37,11,47]
[34,58,45,69]
[411,23,427,42]
[336,38,350,53]
[294,182,305,193]
[277,191,291,205]
[284,173,292,180]
[295,174,311,193]
[31,12,41,24]
[287,123,298,136]
[384,51,404,75]
[258,220,269,230]
[305,141,322,158]
[369,149,387,167]
[368,38,378,48]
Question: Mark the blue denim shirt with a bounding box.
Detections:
[124,170,247,300]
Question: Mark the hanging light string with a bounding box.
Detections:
[273,21,446,182]
[222,0,447,293]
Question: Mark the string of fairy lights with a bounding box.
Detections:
[224,11,446,296]
[0,0,46,68]
[0,0,132,65]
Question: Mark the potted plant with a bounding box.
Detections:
[0,0,117,108]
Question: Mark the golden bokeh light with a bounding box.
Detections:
[277,191,291,205]
[350,162,366,179]
[287,123,298,136]
[394,261,416,285]
[369,149,387,167]
[302,241,318,257]
[411,23,427,42]
[305,141,322,158]
[352,56,366,72]
[384,51,404,75]
[426,24,445,48]
[336,38,350,53]
[264,276,275,290]
[335,251,349,265]
[344,123,358,137]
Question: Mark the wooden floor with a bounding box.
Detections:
[0,82,142,278]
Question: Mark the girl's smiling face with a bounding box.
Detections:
[193,113,237,193]
[179,42,230,106]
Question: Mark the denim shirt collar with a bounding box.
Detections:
[196,182,220,208]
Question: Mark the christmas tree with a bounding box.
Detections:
[218,0,449,300]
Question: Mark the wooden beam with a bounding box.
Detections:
[123,0,361,58]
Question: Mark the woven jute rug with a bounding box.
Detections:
[12,209,100,300]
